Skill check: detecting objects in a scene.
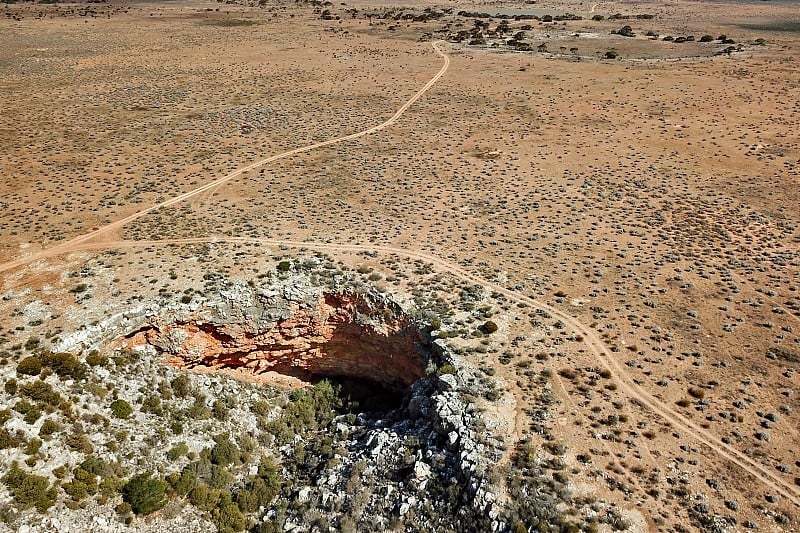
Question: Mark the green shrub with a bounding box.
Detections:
[252,400,271,417]
[171,374,192,398]
[210,435,239,467]
[258,456,281,484]
[13,399,38,417]
[41,352,76,375]
[63,467,98,500]
[100,475,126,498]
[167,442,190,461]
[24,437,42,456]
[213,495,246,532]
[17,356,42,376]
[189,483,224,512]
[183,459,233,490]
[70,363,89,381]
[19,380,61,406]
[264,419,292,446]
[81,455,115,477]
[65,429,94,454]
[188,397,211,419]
[39,418,60,438]
[85,351,108,367]
[435,364,457,376]
[276,261,291,272]
[235,472,281,513]
[23,407,42,425]
[208,464,234,489]
[4,378,17,395]
[14,399,42,425]
[2,462,56,512]
[480,320,498,334]
[155,379,172,400]
[169,469,197,496]
[212,400,228,421]
[123,472,167,515]
[0,428,24,449]
[140,395,162,416]
[52,464,70,479]
[110,399,133,419]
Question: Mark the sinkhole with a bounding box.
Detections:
[122,292,431,408]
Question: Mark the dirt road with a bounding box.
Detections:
[0,42,449,275]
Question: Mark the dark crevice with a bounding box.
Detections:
[319,376,406,413]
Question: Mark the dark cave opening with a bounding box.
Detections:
[320,375,408,414]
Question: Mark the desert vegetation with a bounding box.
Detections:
[0,0,798,530]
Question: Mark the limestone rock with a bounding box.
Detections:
[117,279,431,390]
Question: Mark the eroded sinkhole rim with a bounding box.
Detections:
[120,290,434,403]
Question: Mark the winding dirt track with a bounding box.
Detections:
[0,42,449,276]
[2,41,799,509]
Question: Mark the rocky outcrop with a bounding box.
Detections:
[278,343,508,532]
[107,275,508,530]
[120,280,431,390]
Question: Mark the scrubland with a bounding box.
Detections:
[1,0,798,530]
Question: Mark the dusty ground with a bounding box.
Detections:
[1,0,799,530]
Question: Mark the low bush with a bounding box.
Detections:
[17,356,42,376]
[171,374,192,398]
[19,380,62,406]
[210,434,240,467]
[123,472,167,515]
[480,320,498,334]
[2,462,57,512]
[85,351,108,367]
[63,466,99,501]
[167,442,190,461]
[110,399,133,419]
[436,364,457,376]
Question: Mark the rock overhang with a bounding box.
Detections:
[118,280,433,392]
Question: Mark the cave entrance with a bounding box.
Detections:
[266,362,410,413]
[320,375,407,414]
[124,290,431,410]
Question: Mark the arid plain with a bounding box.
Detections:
[1,0,799,530]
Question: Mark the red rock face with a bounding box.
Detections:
[124,292,427,389]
